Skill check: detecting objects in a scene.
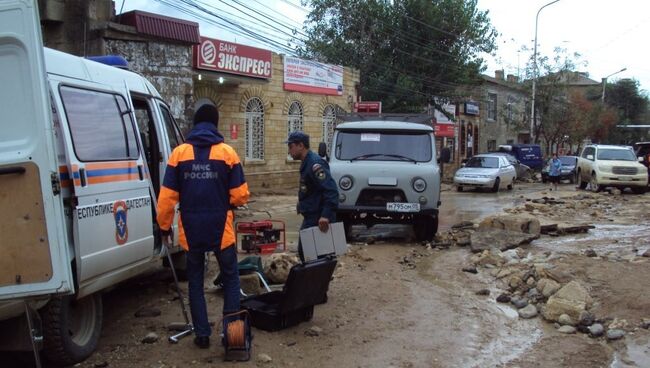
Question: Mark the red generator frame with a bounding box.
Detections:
[235,219,286,254]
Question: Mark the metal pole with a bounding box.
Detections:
[601,67,627,103]
[530,0,561,144]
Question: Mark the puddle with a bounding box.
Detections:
[611,335,650,367]
[536,224,650,255]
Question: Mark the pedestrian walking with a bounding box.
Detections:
[157,104,249,349]
[549,153,562,191]
[286,131,338,262]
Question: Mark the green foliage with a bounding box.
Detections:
[298,0,497,112]
[604,79,649,144]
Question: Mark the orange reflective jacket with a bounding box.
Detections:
[157,123,249,251]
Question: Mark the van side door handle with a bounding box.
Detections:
[0,166,26,175]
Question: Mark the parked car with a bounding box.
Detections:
[576,144,648,193]
[541,156,578,183]
[454,154,516,192]
[634,142,650,185]
[487,151,531,179]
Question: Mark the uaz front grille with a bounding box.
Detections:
[356,189,406,206]
[612,167,637,175]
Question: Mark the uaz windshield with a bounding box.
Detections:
[335,131,432,162]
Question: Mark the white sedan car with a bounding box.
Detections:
[454,154,517,192]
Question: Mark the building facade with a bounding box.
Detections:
[38,0,360,190]
[477,70,529,153]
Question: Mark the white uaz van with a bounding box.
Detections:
[324,120,450,241]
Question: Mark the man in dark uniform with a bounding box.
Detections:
[286,131,338,262]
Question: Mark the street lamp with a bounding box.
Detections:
[601,67,626,103]
[530,0,561,143]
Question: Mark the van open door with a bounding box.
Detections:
[0,0,74,299]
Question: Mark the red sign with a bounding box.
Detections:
[434,124,455,138]
[194,36,272,79]
[354,101,382,113]
[230,124,238,139]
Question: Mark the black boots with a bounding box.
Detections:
[194,336,210,349]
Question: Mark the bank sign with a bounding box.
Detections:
[283,56,343,95]
[194,36,272,79]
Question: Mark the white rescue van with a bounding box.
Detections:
[0,1,184,365]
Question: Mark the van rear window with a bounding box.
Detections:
[60,86,139,161]
[335,131,432,162]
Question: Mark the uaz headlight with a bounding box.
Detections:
[339,175,353,190]
[412,177,426,192]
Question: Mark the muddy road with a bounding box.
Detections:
[7,182,650,367]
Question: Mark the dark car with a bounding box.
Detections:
[634,142,650,184]
[541,156,578,183]
[487,151,531,179]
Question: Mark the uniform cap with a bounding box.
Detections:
[193,104,219,127]
[285,131,309,147]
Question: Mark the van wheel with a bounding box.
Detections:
[507,180,514,190]
[632,186,647,194]
[492,178,500,193]
[413,215,438,242]
[42,294,102,366]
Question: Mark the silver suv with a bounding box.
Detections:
[323,120,450,241]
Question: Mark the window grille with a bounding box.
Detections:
[245,97,264,160]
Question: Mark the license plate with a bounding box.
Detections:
[386,202,420,212]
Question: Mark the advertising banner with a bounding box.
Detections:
[283,56,343,95]
[354,101,382,113]
[194,36,272,79]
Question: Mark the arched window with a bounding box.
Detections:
[287,101,304,136]
[322,104,336,145]
[245,97,264,160]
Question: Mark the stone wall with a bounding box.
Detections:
[105,39,195,127]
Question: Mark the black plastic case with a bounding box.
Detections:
[241,257,337,331]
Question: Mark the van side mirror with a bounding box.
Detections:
[439,147,451,164]
[639,156,644,163]
[318,142,328,160]
[586,154,594,160]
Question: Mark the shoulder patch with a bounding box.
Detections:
[312,163,322,172]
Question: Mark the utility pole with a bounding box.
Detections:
[601,68,626,103]
[530,0,561,144]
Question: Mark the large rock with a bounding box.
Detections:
[470,229,539,253]
[478,215,541,235]
[240,273,263,295]
[542,281,593,322]
[263,253,300,284]
[537,278,561,298]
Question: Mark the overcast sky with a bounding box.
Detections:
[117,0,649,93]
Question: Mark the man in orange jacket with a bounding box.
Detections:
[157,104,249,349]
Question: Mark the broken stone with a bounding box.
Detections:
[478,215,541,235]
[264,253,300,284]
[462,266,478,274]
[305,326,323,337]
[451,221,474,229]
[540,278,561,298]
[475,289,490,296]
[511,297,528,309]
[542,281,592,322]
[606,329,625,341]
[558,314,575,326]
[257,353,273,363]
[578,311,595,326]
[518,304,538,319]
[584,249,597,257]
[558,325,576,334]
[588,324,604,337]
[496,294,511,303]
[141,332,159,344]
[470,230,539,253]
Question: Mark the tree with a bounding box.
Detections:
[299,0,497,112]
[603,78,649,144]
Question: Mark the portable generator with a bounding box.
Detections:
[236,220,286,254]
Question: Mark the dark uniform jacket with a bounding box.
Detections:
[157,122,249,251]
[298,150,338,222]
